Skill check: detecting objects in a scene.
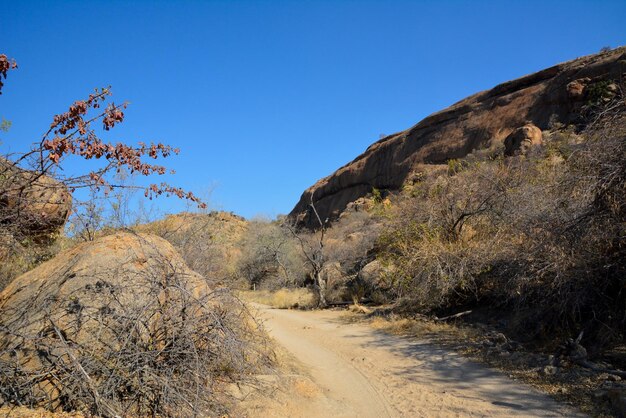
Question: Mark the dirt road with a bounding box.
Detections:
[244,306,584,418]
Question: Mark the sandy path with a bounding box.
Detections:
[249,306,584,418]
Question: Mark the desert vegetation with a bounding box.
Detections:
[236,76,626,357]
[0,233,272,417]
[3,42,626,416]
[375,84,626,351]
[233,203,384,307]
[0,54,273,417]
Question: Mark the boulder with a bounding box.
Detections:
[503,124,543,156]
[355,260,394,304]
[290,47,626,228]
[0,158,72,240]
[0,232,215,412]
[566,78,590,99]
[360,260,382,286]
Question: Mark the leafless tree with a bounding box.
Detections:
[284,192,329,307]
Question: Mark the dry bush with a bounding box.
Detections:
[236,220,306,290]
[507,111,626,346]
[0,233,273,417]
[378,92,626,348]
[236,208,380,305]
[137,211,248,286]
[378,160,515,310]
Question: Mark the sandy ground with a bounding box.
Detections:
[239,305,585,418]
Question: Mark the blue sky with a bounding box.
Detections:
[1,0,625,219]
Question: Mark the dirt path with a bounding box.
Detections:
[243,306,584,418]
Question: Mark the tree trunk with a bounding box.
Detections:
[315,271,328,308]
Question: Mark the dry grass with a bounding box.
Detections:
[239,288,316,309]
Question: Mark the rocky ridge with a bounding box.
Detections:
[290,47,626,228]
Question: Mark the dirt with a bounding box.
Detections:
[0,407,84,417]
[240,305,585,418]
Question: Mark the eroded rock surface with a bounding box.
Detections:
[290,48,626,228]
[0,158,72,239]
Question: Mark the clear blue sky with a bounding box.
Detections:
[1,0,625,219]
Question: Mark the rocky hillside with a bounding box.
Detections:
[290,47,626,228]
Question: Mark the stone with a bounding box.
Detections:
[503,124,543,156]
[566,78,590,99]
[542,365,559,376]
[0,158,72,240]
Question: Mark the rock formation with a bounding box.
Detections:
[290,48,626,228]
[0,158,72,240]
[0,232,211,410]
[503,124,543,156]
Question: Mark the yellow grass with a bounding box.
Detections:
[239,288,316,309]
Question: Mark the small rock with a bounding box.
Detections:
[542,366,559,376]
[567,79,586,99]
[490,332,508,345]
[608,374,623,382]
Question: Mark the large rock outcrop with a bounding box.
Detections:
[290,48,626,228]
[0,232,212,411]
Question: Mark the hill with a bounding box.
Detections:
[290,47,626,228]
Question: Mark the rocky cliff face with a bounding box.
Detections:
[290,48,626,228]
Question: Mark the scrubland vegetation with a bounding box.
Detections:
[235,81,626,355]
[0,55,273,417]
[377,106,624,351]
[1,47,625,416]
[239,287,316,309]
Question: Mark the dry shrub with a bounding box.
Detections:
[379,160,514,310]
[0,233,272,417]
[378,96,626,348]
[236,219,306,290]
[138,211,248,284]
